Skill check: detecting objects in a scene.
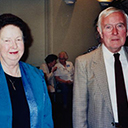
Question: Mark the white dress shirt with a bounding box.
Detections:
[54,61,74,82]
[102,44,128,122]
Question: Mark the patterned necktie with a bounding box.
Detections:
[114,53,128,127]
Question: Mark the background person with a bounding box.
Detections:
[40,54,58,103]
[54,51,74,109]
[73,7,128,128]
[0,13,53,128]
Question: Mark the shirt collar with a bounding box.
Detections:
[102,44,125,60]
[102,44,113,61]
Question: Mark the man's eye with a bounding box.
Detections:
[105,25,112,29]
[117,24,124,28]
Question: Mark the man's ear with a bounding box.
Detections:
[127,31,128,36]
[97,27,103,38]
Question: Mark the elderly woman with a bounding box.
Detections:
[54,51,74,109]
[0,13,53,128]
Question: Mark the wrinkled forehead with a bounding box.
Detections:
[102,12,127,25]
[59,53,65,58]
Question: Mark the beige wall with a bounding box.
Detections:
[50,0,101,64]
[0,0,46,66]
[0,0,101,66]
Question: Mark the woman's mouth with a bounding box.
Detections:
[9,51,18,54]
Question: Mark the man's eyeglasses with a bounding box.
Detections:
[104,23,126,32]
[59,58,66,60]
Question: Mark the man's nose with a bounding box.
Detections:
[112,26,118,35]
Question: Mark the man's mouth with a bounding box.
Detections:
[111,38,119,41]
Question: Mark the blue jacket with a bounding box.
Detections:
[0,61,53,128]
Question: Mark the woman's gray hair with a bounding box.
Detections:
[97,7,128,33]
[58,51,68,60]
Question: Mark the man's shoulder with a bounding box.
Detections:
[124,46,128,52]
[76,46,101,62]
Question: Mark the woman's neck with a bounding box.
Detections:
[1,61,21,77]
[61,62,66,67]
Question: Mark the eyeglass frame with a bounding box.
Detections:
[103,23,126,33]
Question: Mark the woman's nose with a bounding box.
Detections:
[12,40,18,48]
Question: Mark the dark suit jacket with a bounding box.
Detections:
[73,45,128,128]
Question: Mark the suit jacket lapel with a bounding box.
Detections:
[124,46,128,60]
[91,46,113,115]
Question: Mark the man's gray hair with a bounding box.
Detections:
[97,7,128,33]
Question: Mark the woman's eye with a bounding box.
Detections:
[16,38,22,42]
[4,39,11,43]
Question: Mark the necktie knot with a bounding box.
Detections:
[114,53,120,60]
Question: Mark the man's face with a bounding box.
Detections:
[59,54,66,66]
[98,12,127,53]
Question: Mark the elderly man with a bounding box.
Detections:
[73,7,128,128]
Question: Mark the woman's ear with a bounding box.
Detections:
[97,27,103,38]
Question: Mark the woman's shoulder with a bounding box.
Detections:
[19,61,43,74]
[66,61,73,65]
[20,61,37,69]
[39,63,47,70]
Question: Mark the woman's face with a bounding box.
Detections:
[0,25,24,65]
[48,60,57,68]
[59,54,66,66]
